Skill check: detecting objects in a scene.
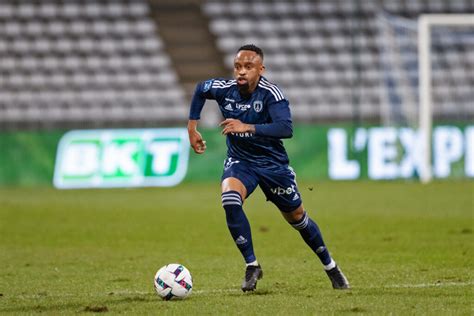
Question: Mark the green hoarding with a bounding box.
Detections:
[53,129,190,189]
[0,124,472,187]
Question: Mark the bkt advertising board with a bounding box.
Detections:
[54,129,189,189]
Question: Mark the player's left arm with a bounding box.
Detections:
[254,99,293,138]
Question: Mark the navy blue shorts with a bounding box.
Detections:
[221,157,302,212]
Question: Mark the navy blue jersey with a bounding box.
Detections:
[189,76,293,167]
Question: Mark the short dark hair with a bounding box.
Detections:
[237,44,264,60]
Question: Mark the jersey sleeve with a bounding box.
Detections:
[188,79,216,120]
[189,78,235,120]
[254,97,293,139]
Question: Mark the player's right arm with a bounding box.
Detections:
[188,119,206,154]
[187,80,217,154]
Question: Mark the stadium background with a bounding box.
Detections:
[0,1,473,314]
[0,0,473,186]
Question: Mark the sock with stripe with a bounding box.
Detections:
[291,211,332,266]
[221,191,256,263]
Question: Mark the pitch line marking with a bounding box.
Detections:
[383,281,473,289]
[193,288,239,295]
[194,282,474,293]
[5,281,472,300]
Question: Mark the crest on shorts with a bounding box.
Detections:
[224,157,240,170]
[253,100,263,113]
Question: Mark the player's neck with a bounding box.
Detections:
[238,79,259,99]
[249,76,261,93]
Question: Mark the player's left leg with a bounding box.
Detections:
[281,205,349,289]
[280,205,333,268]
[258,166,349,289]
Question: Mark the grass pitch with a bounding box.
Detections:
[0,181,472,315]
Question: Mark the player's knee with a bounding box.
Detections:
[221,177,247,198]
[282,206,305,223]
[288,211,309,230]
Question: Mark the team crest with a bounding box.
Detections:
[253,101,263,113]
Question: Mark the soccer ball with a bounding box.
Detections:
[153,263,193,300]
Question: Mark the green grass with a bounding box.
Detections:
[0,181,473,315]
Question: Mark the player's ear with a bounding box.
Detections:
[260,64,265,75]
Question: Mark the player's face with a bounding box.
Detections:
[233,50,264,95]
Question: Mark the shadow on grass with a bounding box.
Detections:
[0,293,160,314]
[338,306,368,313]
[227,289,274,297]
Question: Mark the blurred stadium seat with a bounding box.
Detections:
[203,0,473,123]
[0,0,472,129]
[0,1,187,129]
[378,11,473,124]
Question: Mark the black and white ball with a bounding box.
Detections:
[154,263,193,300]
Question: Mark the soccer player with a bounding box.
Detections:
[187,44,349,291]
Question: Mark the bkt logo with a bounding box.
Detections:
[54,128,189,189]
[270,185,296,195]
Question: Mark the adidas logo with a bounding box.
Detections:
[292,193,300,201]
[235,235,247,245]
[316,246,326,254]
[224,103,233,111]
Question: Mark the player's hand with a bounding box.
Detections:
[219,118,255,135]
[188,129,207,154]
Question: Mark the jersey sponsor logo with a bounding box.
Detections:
[271,184,297,195]
[224,103,233,111]
[253,100,263,113]
[230,132,254,138]
[236,103,251,111]
[203,80,213,92]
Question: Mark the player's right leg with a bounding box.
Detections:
[221,158,262,292]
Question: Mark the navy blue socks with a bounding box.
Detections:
[291,211,332,266]
[222,192,332,268]
[221,191,256,263]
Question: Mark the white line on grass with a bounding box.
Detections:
[193,288,240,295]
[383,281,473,289]
[6,281,472,300]
[189,281,474,294]
[107,289,240,295]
